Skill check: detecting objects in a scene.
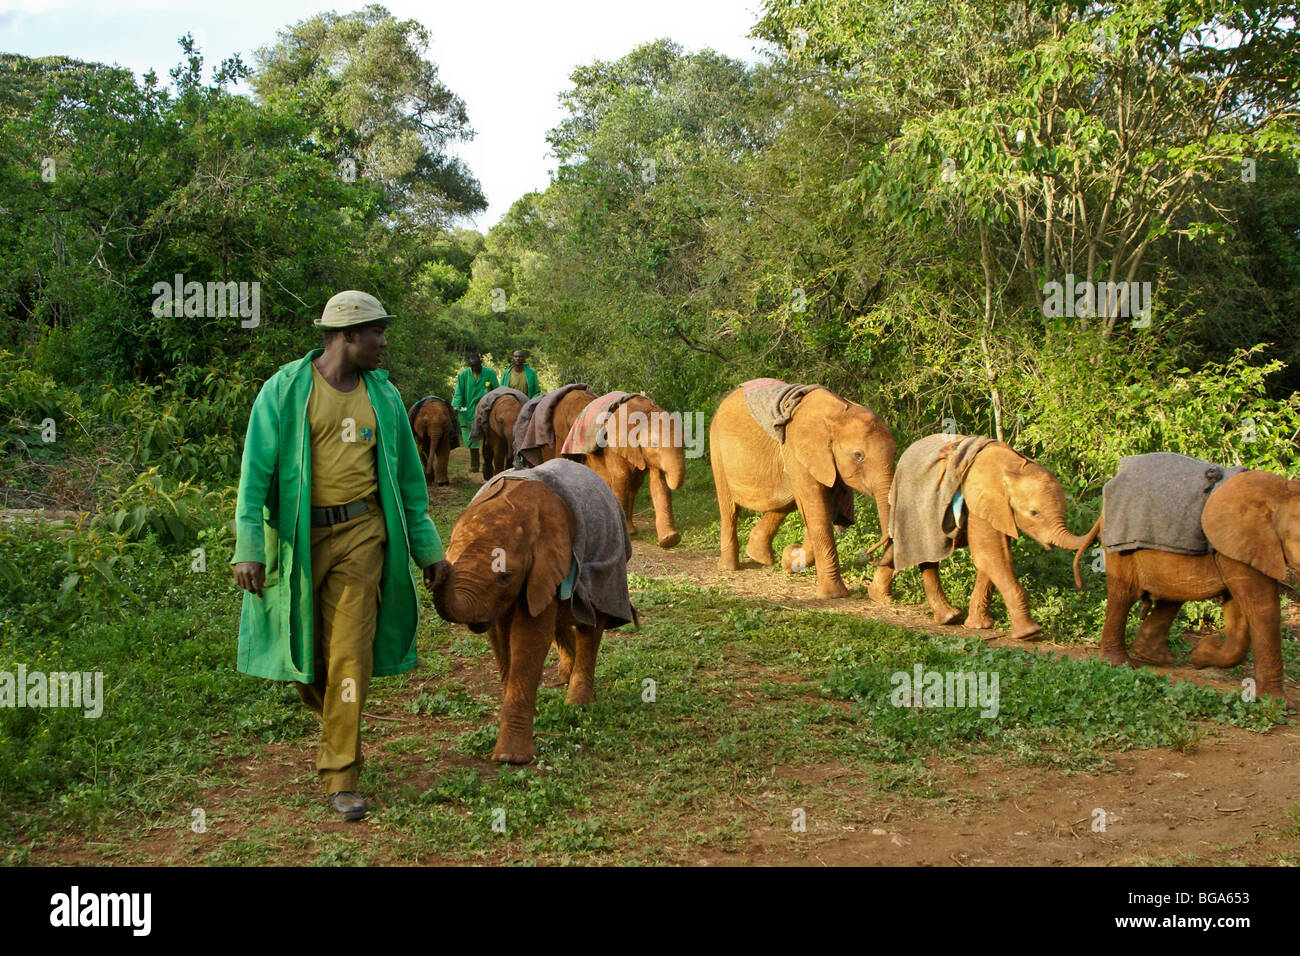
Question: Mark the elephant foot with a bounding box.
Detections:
[746,541,775,566]
[1130,639,1174,666]
[1010,620,1043,641]
[931,605,962,626]
[1100,647,1134,668]
[815,578,851,600]
[1189,633,1246,670]
[658,531,681,549]
[867,577,895,605]
[963,613,994,631]
[492,745,535,765]
[718,555,740,572]
[780,545,814,573]
[565,684,595,706]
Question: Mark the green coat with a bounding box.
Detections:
[451,366,499,447]
[231,350,444,682]
[499,364,541,399]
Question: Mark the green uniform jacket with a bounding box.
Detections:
[499,364,541,399]
[231,350,444,682]
[451,366,499,447]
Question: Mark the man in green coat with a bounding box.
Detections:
[500,350,541,399]
[451,353,499,473]
[232,290,443,822]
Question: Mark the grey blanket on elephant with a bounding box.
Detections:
[472,458,634,629]
[1102,452,1247,555]
[406,395,461,449]
[470,386,528,445]
[741,378,822,444]
[888,434,996,570]
[513,383,593,468]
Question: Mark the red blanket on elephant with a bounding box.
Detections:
[560,390,638,457]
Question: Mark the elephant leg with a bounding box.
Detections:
[494,603,555,764]
[624,467,646,536]
[436,437,451,485]
[552,625,576,687]
[867,564,896,605]
[793,480,849,599]
[1190,598,1247,669]
[1206,560,1284,700]
[648,468,680,549]
[919,563,962,626]
[963,568,994,629]
[966,515,1039,640]
[1100,556,1137,667]
[1131,600,1182,666]
[566,622,603,706]
[487,618,511,683]
[748,507,791,566]
[714,456,741,572]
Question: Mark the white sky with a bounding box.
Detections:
[0,0,770,231]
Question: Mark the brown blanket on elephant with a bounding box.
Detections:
[560,390,638,456]
[741,378,821,444]
[472,458,634,628]
[513,384,593,468]
[1102,452,1247,555]
[406,395,460,449]
[470,386,528,445]
[888,433,996,570]
[740,378,854,526]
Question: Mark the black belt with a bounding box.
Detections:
[311,499,368,527]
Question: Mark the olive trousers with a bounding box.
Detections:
[296,496,386,794]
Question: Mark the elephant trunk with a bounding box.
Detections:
[432,562,493,628]
[870,471,895,566]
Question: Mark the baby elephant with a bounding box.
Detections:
[428,458,635,763]
[1074,459,1300,704]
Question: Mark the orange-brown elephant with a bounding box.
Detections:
[428,458,635,763]
[562,392,686,549]
[473,387,528,481]
[1073,468,1300,704]
[886,435,1094,640]
[710,382,896,600]
[408,396,458,485]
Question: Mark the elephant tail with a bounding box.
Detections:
[1072,517,1102,592]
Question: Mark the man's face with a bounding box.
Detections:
[468,355,481,371]
[345,323,388,370]
[511,351,525,368]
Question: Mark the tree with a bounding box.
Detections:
[252,3,485,228]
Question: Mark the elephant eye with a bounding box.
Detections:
[1029,510,1039,517]
[854,451,865,462]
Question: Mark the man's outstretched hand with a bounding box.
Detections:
[234,561,266,597]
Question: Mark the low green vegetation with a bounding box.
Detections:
[3,473,1290,864]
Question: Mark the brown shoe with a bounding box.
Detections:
[328,791,367,821]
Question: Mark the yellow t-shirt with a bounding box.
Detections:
[509,368,529,393]
[308,364,378,507]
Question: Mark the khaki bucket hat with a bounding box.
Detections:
[315,290,396,328]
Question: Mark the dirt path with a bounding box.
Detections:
[629,537,1300,866]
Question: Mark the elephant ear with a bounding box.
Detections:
[1202,473,1287,582]
[526,488,576,617]
[788,408,838,488]
[611,405,648,471]
[963,446,1019,538]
